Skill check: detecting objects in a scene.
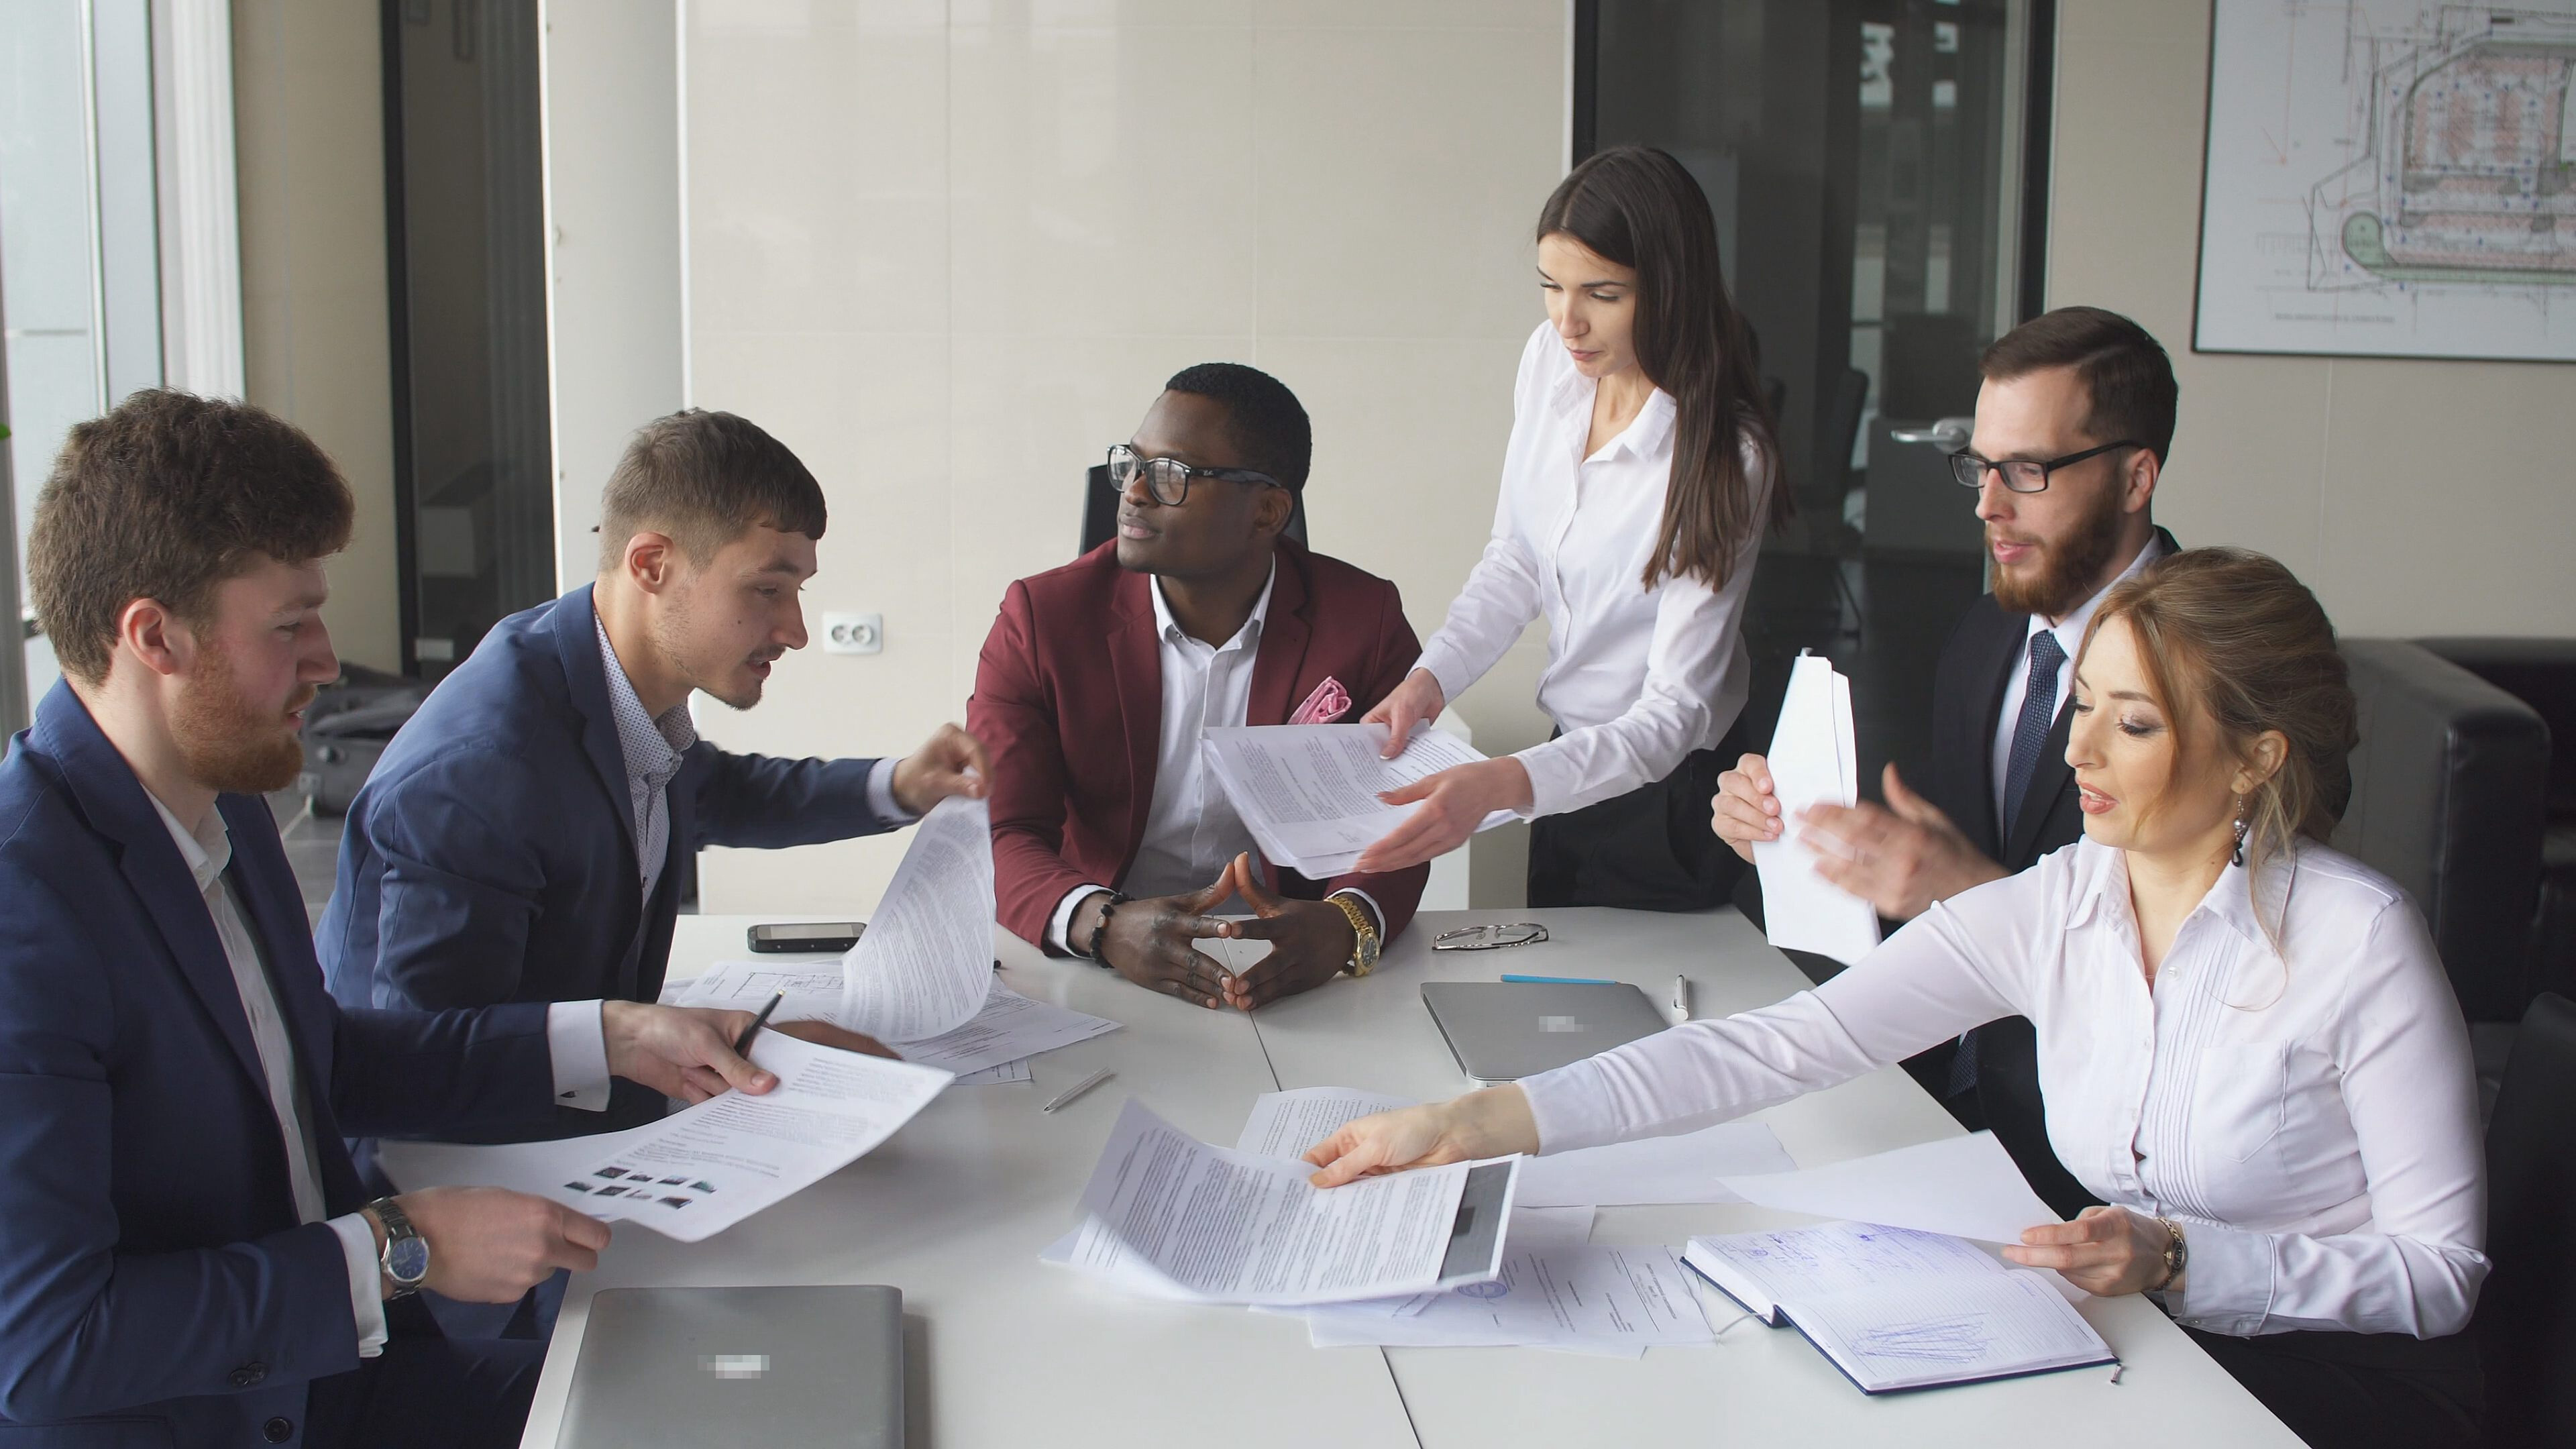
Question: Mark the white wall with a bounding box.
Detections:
[2048,0,2576,638]
[681,1,1568,914]
[539,0,685,592]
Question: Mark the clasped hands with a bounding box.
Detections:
[1077,853,1358,1012]
[379,1000,892,1305]
[1302,1095,2180,1299]
[1712,753,2004,920]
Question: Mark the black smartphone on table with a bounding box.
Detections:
[745,922,865,953]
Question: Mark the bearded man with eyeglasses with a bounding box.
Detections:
[1712,306,2182,1218]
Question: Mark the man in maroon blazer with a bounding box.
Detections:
[971,364,1428,1012]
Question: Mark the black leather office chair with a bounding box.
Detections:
[2475,991,2576,1449]
[2420,638,2576,1004]
[1079,464,1307,558]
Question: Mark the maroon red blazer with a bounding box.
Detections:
[970,538,1430,953]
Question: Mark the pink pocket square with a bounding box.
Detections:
[1289,676,1353,726]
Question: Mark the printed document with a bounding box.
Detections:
[665,796,1008,1044]
[1056,1099,1519,1306]
[1301,1244,1713,1354]
[1234,1087,1795,1208]
[1753,653,1880,965]
[376,1032,950,1243]
[1716,1131,2061,1244]
[680,967,1117,1079]
[1200,724,1515,877]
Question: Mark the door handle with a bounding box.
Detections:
[1886,416,1976,449]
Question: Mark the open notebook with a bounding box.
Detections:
[1682,1221,2115,1395]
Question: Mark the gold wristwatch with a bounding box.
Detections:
[1326,894,1380,978]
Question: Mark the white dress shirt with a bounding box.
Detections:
[595,619,907,905]
[1987,533,2168,830]
[1521,836,2487,1340]
[1047,565,1379,952]
[147,792,618,1356]
[1413,321,1770,818]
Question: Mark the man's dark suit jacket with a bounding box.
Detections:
[320,584,904,1138]
[971,539,1430,952]
[1918,526,2178,1219]
[0,684,560,1448]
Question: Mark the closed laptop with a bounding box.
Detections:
[1421,981,1672,1086]
[559,1285,902,1449]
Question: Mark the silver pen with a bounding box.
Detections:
[1670,974,1690,1024]
[1042,1067,1114,1114]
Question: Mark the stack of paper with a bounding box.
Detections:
[1046,1100,1520,1307]
[678,967,1117,1083]
[1753,652,1880,966]
[1714,1130,2063,1245]
[1199,724,1516,877]
[378,1032,951,1242]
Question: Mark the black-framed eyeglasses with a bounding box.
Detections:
[1106,443,1283,508]
[1948,440,2144,494]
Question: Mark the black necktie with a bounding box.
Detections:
[2000,630,2067,843]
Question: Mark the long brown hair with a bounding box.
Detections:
[1536,146,1787,592]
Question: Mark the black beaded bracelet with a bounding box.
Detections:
[1077,890,1130,965]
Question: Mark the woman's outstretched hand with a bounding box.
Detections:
[1302,1087,1541,1187]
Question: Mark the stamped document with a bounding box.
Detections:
[376,1032,951,1242]
[1052,1099,1519,1306]
[1200,724,1515,877]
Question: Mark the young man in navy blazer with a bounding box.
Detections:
[971,364,1428,1011]
[0,390,864,1448]
[321,409,987,1142]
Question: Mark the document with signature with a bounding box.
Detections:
[376,1032,950,1242]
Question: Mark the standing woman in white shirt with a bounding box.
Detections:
[1354,146,1786,908]
[1311,549,2485,1449]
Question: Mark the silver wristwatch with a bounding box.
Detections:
[365,1196,431,1299]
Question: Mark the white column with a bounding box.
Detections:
[150,0,244,400]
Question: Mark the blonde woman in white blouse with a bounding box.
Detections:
[1354,146,1787,910]
[1309,548,2485,1449]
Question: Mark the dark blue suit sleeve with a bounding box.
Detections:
[688,746,904,850]
[362,749,549,1010]
[0,879,358,1422]
[328,1002,557,1140]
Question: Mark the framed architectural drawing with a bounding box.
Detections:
[2194,1,2576,361]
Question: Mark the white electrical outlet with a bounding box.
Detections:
[822,612,883,655]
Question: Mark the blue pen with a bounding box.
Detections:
[1500,973,1617,986]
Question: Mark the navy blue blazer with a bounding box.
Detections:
[0,684,559,1446]
[319,584,902,1137]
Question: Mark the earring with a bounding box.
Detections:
[2230,794,2249,868]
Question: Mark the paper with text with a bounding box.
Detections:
[1716,1131,2061,1245]
[375,1034,950,1242]
[1753,653,1880,965]
[1057,1099,1517,1306]
[1302,1244,1713,1354]
[678,969,1118,1079]
[1200,723,1514,877]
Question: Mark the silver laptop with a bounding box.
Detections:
[1421,981,1672,1086]
[558,1286,902,1449]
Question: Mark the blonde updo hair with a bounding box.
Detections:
[2080,547,2359,875]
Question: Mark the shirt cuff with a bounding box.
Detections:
[1050,884,1110,955]
[2165,1220,2276,1336]
[1514,1056,1620,1155]
[327,1213,390,1359]
[867,757,914,824]
[548,1000,612,1112]
[1411,645,1477,711]
[1326,888,1384,938]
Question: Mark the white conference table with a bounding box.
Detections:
[516,907,2298,1448]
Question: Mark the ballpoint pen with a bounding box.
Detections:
[1670,974,1690,1024]
[1042,1068,1114,1114]
[732,989,786,1056]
